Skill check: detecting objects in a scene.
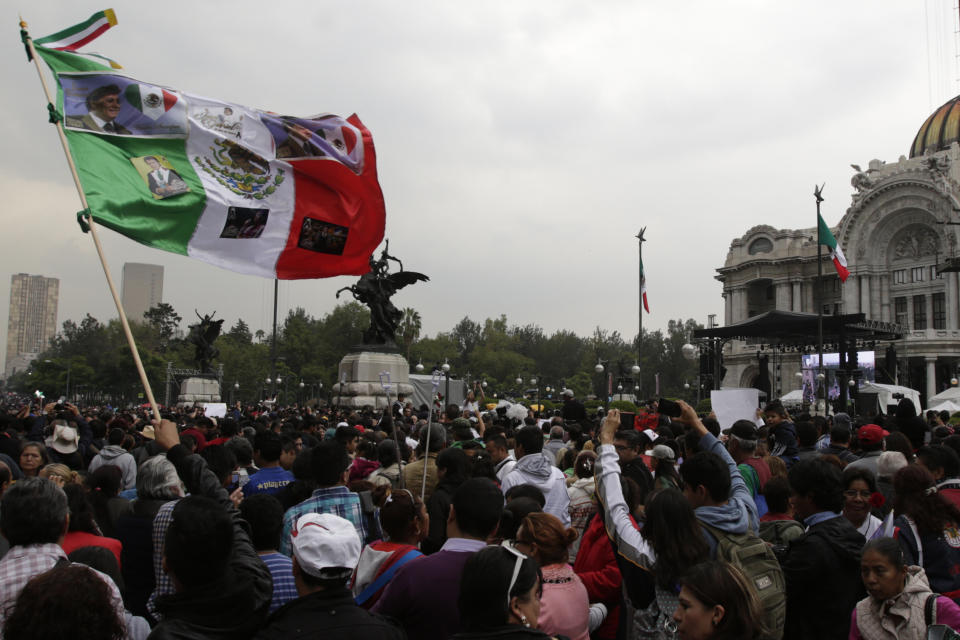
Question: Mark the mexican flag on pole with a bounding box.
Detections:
[817,213,849,282]
[640,257,649,313]
[34,42,385,279]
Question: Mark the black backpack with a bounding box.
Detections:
[702,523,786,640]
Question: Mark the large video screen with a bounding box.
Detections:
[798,351,875,401]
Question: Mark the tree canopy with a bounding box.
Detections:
[8,300,701,406]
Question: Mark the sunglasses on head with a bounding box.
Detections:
[500,539,531,611]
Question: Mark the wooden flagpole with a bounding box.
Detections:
[21,18,162,422]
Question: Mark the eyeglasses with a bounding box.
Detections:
[843,490,871,499]
[500,540,530,611]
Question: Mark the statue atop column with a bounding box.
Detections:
[337,241,429,349]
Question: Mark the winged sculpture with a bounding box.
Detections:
[337,241,429,348]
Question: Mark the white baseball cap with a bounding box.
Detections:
[291,513,361,578]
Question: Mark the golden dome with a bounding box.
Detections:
[911,95,960,157]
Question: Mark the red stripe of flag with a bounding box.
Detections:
[61,23,113,51]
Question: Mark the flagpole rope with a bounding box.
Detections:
[21,19,162,423]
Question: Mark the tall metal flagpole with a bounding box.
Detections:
[636,228,646,398]
[21,19,161,422]
[271,279,279,401]
[814,184,825,415]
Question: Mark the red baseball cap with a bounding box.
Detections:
[857,424,890,445]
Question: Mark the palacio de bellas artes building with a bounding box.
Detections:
[713,96,960,411]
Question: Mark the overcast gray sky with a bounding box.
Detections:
[3,1,958,371]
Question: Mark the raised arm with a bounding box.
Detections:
[595,409,656,569]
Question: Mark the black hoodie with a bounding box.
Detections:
[148,445,272,639]
[782,514,866,640]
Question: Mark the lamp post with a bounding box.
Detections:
[595,360,609,409]
[442,360,451,412]
[232,381,239,404]
[299,380,305,405]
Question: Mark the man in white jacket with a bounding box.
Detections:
[88,428,138,491]
[500,426,570,526]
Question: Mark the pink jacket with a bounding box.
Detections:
[537,564,590,640]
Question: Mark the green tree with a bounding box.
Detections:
[143,303,182,342]
[226,319,253,345]
[397,308,422,359]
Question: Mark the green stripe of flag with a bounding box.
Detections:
[66,133,206,254]
[34,9,116,47]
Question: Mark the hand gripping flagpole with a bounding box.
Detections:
[379,371,405,489]
[421,371,442,501]
[20,18,162,423]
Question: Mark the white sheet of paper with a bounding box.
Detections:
[710,389,762,431]
[200,402,227,418]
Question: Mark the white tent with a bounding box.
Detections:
[780,389,804,405]
[858,382,922,414]
[929,386,960,407]
[928,400,960,414]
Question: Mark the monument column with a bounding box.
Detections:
[792,281,802,312]
[733,288,746,323]
[870,275,882,320]
[775,282,791,310]
[859,275,871,316]
[880,275,891,322]
[724,291,733,326]
[842,274,859,314]
[926,356,938,403]
[948,271,959,329]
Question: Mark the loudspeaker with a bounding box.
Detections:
[855,392,878,416]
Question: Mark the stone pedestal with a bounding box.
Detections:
[333,351,413,409]
[178,377,222,405]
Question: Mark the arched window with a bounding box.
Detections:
[748,237,773,255]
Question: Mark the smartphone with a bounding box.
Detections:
[658,398,682,418]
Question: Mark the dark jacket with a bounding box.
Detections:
[423,477,459,554]
[783,514,865,640]
[117,497,173,619]
[453,626,568,640]
[255,587,405,640]
[148,444,272,639]
[821,444,859,465]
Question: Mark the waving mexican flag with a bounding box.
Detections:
[818,213,849,282]
[34,43,385,280]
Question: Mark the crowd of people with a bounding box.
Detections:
[0,388,959,640]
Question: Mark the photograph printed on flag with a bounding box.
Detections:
[261,113,364,172]
[60,73,187,138]
[297,218,349,255]
[219,207,269,239]
[130,155,190,200]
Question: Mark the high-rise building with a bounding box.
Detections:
[5,274,59,377]
[121,263,164,323]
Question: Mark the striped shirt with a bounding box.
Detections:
[260,552,298,613]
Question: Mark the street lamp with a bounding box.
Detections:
[415,358,424,373]
[440,360,451,409]
[681,343,697,361]
[594,361,604,374]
